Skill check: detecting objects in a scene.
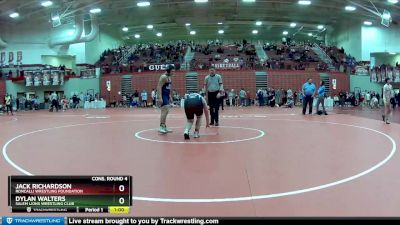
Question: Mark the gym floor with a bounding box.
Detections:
[1,106,399,216]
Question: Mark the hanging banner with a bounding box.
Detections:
[60,72,64,85]
[394,68,400,83]
[33,72,43,86]
[51,71,60,85]
[17,51,22,63]
[354,66,368,75]
[370,69,377,82]
[43,71,51,86]
[9,52,14,63]
[25,72,33,87]
[0,52,5,64]
[211,63,240,69]
[148,64,175,71]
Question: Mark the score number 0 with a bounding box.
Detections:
[118,185,125,205]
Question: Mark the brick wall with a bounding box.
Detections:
[267,70,349,95]
[100,75,122,102]
[329,72,350,95]
[132,73,159,94]
[100,70,349,100]
[132,71,186,96]
[198,70,257,98]
[0,79,6,104]
[267,71,321,92]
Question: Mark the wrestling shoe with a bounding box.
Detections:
[158,125,168,134]
[184,133,190,140]
[163,124,173,133]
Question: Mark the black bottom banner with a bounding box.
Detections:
[66,217,400,225]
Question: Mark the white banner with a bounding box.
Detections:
[211,63,240,69]
[148,64,174,71]
[332,79,337,90]
[106,80,111,92]
[354,66,368,75]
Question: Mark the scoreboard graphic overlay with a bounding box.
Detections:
[8,176,132,213]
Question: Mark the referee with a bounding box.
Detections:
[204,66,224,126]
[302,78,316,115]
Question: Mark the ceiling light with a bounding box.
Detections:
[41,1,53,7]
[134,34,140,39]
[298,0,311,5]
[255,21,262,26]
[242,0,256,2]
[194,0,208,2]
[218,22,223,25]
[252,30,258,34]
[156,32,162,37]
[308,33,313,36]
[190,31,196,35]
[147,24,153,29]
[290,23,297,27]
[51,15,60,21]
[137,1,150,7]
[218,30,224,34]
[9,12,19,18]
[122,26,129,32]
[283,31,289,35]
[185,23,191,26]
[89,8,101,13]
[67,30,74,36]
[345,6,356,11]
[317,25,324,29]
[388,0,398,3]
[364,21,372,26]
[389,52,396,55]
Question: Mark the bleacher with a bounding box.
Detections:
[96,40,367,73]
[97,42,188,73]
[190,41,258,70]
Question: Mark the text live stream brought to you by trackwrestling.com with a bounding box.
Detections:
[1,217,221,225]
[2,217,400,225]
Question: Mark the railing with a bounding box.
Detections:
[255,44,268,62]
[118,46,138,65]
[312,43,335,67]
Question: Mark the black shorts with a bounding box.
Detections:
[184,98,203,120]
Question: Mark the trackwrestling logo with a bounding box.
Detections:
[2,217,65,225]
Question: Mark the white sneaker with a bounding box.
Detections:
[193,131,200,138]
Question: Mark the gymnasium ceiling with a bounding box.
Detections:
[0,0,399,41]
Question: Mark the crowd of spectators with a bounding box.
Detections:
[114,89,184,108]
[98,39,339,73]
[0,92,101,112]
[188,39,259,70]
[262,41,324,71]
[98,41,188,73]
[95,38,400,78]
